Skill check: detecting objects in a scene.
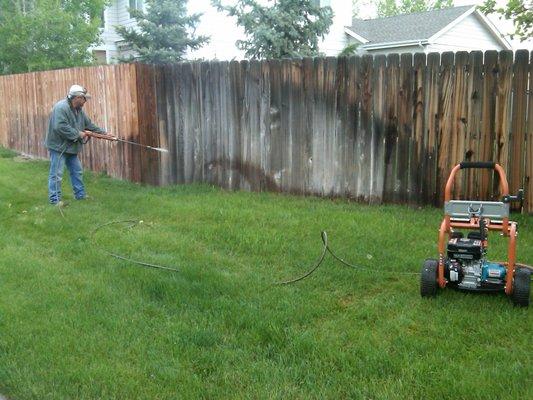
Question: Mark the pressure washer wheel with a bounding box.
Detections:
[511,267,531,307]
[420,259,439,297]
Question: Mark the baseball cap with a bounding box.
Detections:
[68,84,92,99]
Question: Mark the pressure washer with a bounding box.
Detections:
[420,162,530,307]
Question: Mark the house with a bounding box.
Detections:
[92,0,144,63]
[345,5,512,55]
[93,2,512,63]
[92,0,353,63]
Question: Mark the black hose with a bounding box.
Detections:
[275,231,329,285]
[91,220,179,273]
[326,241,420,276]
[276,231,419,285]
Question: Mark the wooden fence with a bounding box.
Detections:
[0,50,531,212]
[0,64,160,184]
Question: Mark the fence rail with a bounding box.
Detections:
[0,50,531,212]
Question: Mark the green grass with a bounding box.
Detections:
[0,147,531,400]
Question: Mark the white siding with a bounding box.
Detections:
[430,13,505,51]
[91,2,120,62]
[318,0,353,56]
[93,0,144,62]
[116,0,141,30]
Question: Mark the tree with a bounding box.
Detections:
[212,0,333,59]
[376,0,454,18]
[339,43,359,57]
[115,0,209,64]
[0,0,108,75]
[480,0,532,41]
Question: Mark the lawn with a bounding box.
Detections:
[0,147,531,400]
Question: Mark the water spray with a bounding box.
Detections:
[83,131,169,153]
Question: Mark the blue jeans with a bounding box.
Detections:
[48,150,85,204]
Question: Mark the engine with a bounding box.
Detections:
[444,233,506,290]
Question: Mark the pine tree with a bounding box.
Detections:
[116,0,209,64]
[212,0,333,60]
[376,0,454,18]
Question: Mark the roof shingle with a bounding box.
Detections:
[350,5,475,44]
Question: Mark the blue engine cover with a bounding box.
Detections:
[481,262,506,281]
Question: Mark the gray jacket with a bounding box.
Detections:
[45,98,106,154]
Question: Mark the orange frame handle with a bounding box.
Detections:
[444,163,510,235]
[444,163,510,202]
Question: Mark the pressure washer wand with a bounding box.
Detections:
[83,131,169,153]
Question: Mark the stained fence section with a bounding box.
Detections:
[0,51,531,212]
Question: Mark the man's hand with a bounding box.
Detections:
[81,131,117,142]
[79,131,89,139]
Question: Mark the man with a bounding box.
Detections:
[45,85,114,205]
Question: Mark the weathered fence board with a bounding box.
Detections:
[383,53,399,203]
[510,50,529,199]
[0,51,531,213]
[526,52,533,212]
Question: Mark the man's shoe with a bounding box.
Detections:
[52,200,68,207]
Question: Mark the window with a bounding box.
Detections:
[93,50,107,65]
[311,0,331,7]
[129,0,143,18]
[129,0,143,10]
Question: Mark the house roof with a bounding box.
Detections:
[349,5,475,44]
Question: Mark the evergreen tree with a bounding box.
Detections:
[0,0,107,74]
[376,0,454,18]
[115,0,209,64]
[212,0,333,59]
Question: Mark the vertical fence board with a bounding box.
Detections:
[311,58,325,195]
[383,53,399,203]
[399,53,413,203]
[259,61,272,191]
[248,60,262,191]
[438,52,455,202]
[268,60,283,192]
[509,50,529,203]
[324,57,338,195]
[280,59,292,192]
[358,55,373,201]
[228,61,243,190]
[335,56,348,196]
[346,56,360,197]
[466,51,483,199]
[290,59,307,194]
[302,57,315,194]
[493,50,513,198]
[480,51,498,198]
[453,52,470,198]
[526,51,533,212]
[371,55,386,203]
[413,53,426,204]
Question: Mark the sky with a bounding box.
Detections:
[187,0,532,55]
